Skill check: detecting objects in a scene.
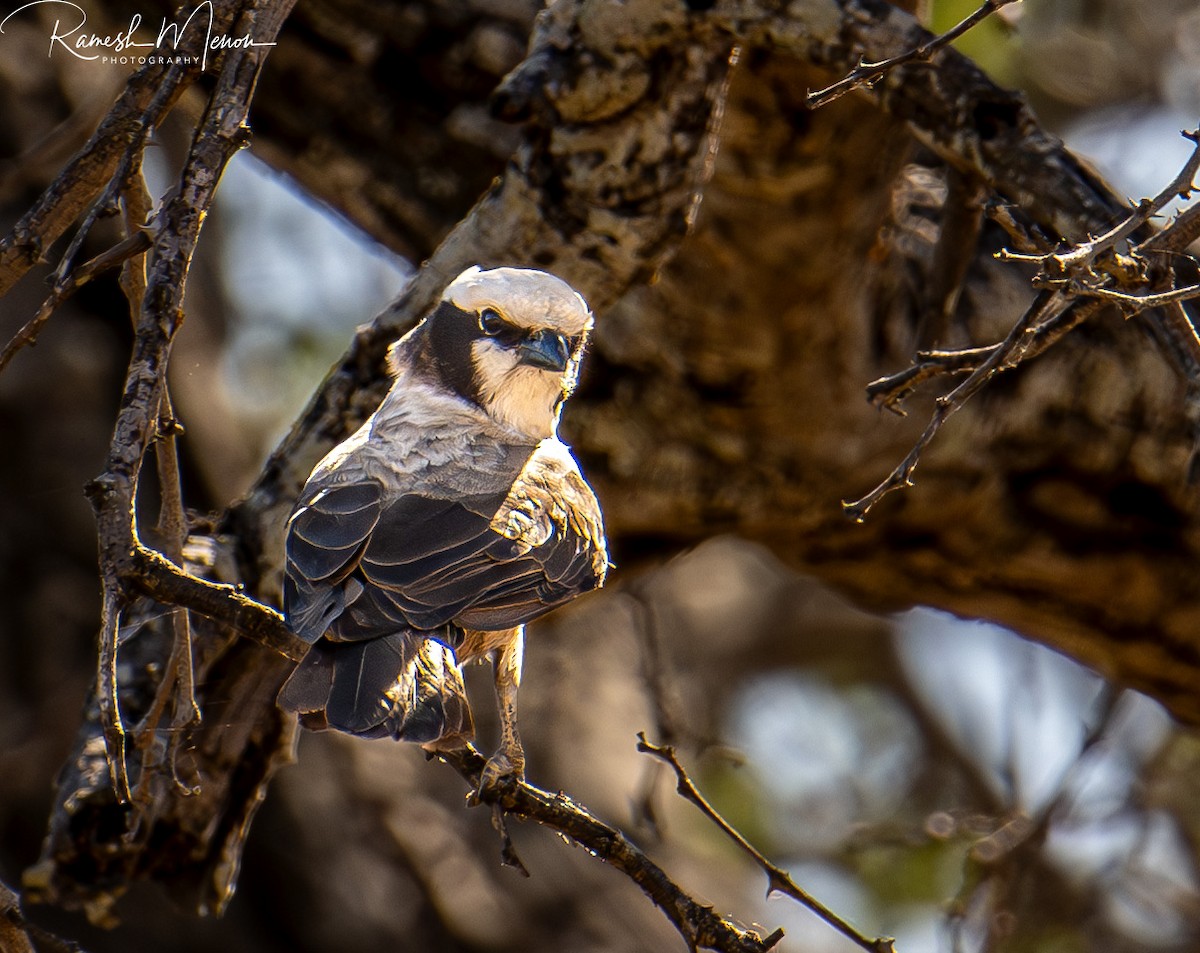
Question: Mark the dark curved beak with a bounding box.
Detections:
[517,329,571,372]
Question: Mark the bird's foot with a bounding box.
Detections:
[470,748,525,805]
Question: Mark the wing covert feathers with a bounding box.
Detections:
[280,438,606,744]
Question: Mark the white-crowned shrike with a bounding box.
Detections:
[278,266,607,786]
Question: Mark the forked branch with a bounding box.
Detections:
[851,129,1200,517]
[443,744,779,953]
[637,734,894,953]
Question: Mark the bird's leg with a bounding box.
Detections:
[478,626,525,795]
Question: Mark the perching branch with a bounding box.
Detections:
[636,734,893,953]
[442,744,779,953]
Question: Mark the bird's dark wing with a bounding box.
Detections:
[284,481,382,643]
[284,444,605,641]
[356,443,607,633]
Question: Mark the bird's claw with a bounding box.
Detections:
[470,749,524,805]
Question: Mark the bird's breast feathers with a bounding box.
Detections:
[310,377,525,497]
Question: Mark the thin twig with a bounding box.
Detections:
[441,744,777,953]
[866,344,996,416]
[1037,280,1200,311]
[1002,129,1200,277]
[846,290,1069,519]
[854,130,1193,493]
[1140,200,1200,255]
[490,804,531,877]
[0,229,151,376]
[637,734,890,953]
[807,0,1020,109]
[94,586,132,802]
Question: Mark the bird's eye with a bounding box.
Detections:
[479,308,504,335]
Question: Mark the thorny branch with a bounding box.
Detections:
[807,0,1021,109]
[845,290,1070,520]
[864,302,1101,415]
[849,130,1200,518]
[442,744,779,953]
[637,734,895,953]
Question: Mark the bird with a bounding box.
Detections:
[277,265,608,788]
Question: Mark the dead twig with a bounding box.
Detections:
[846,290,1070,520]
[0,229,151,376]
[87,0,295,802]
[0,58,195,298]
[1141,201,1200,255]
[637,733,893,953]
[1001,130,1200,278]
[1034,280,1200,311]
[807,0,1020,109]
[866,300,1101,415]
[855,130,1200,514]
[442,743,779,953]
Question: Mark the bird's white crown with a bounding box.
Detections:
[444,265,593,336]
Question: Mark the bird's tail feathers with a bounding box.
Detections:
[278,632,473,744]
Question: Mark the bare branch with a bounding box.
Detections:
[1140,200,1200,255]
[0,229,151,376]
[846,291,1070,520]
[1002,129,1199,277]
[129,544,306,660]
[1037,280,1200,311]
[84,0,297,800]
[855,127,1200,513]
[807,0,1020,109]
[441,744,778,953]
[637,734,891,953]
[866,299,1101,416]
[0,59,195,298]
[866,344,996,416]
